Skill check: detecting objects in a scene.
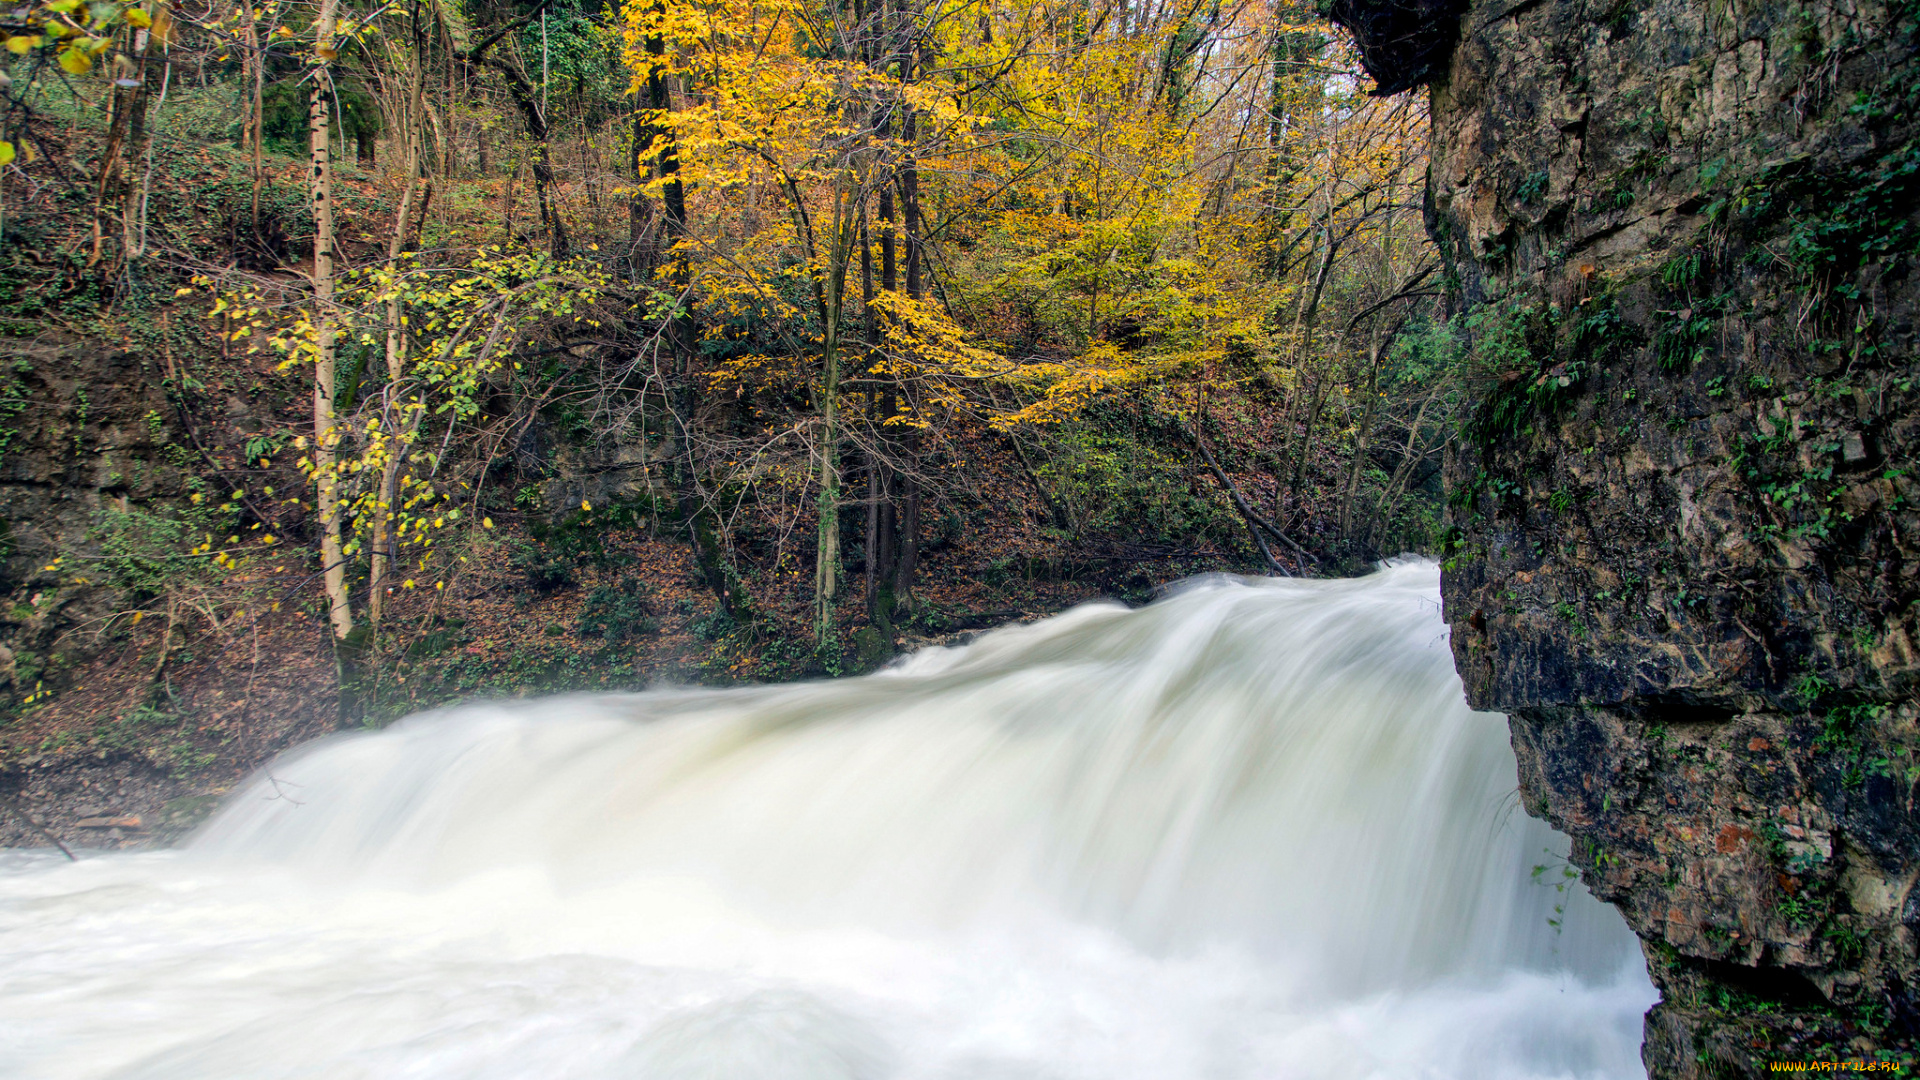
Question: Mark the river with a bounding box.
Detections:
[0,560,1654,1079]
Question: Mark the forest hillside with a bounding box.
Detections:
[0,0,1458,841]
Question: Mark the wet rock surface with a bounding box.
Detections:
[0,752,221,850]
[1393,0,1920,1068]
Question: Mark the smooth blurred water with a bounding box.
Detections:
[0,560,1655,1079]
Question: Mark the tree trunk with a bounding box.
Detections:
[891,91,923,616]
[369,2,429,633]
[628,99,656,277]
[457,3,568,258]
[1289,366,1331,500]
[1373,382,1445,549]
[859,209,890,625]
[812,186,857,646]
[121,26,166,263]
[87,26,152,272]
[1260,17,1314,278]
[486,56,567,258]
[890,451,917,611]
[245,3,264,231]
[310,0,355,652]
[1339,336,1384,540]
[640,16,740,621]
[502,158,518,238]
[815,355,843,646]
[864,164,901,621]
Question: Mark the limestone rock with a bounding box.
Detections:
[1407,0,1920,1069]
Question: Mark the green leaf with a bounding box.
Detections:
[0,141,13,167]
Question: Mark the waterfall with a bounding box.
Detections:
[0,560,1655,1079]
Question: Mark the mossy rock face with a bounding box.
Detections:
[1419,0,1920,1068]
[849,627,894,675]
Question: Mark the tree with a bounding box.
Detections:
[309,0,352,652]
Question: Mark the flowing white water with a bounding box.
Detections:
[0,561,1655,1080]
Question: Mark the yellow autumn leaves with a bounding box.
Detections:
[4,0,170,79]
[195,250,607,593]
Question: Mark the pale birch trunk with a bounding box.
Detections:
[310,0,354,643]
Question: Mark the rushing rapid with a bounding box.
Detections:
[0,561,1654,1079]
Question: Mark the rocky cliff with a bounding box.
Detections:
[1333,0,1920,1071]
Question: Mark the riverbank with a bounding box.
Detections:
[0,513,1240,850]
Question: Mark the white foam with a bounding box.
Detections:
[0,561,1655,1079]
